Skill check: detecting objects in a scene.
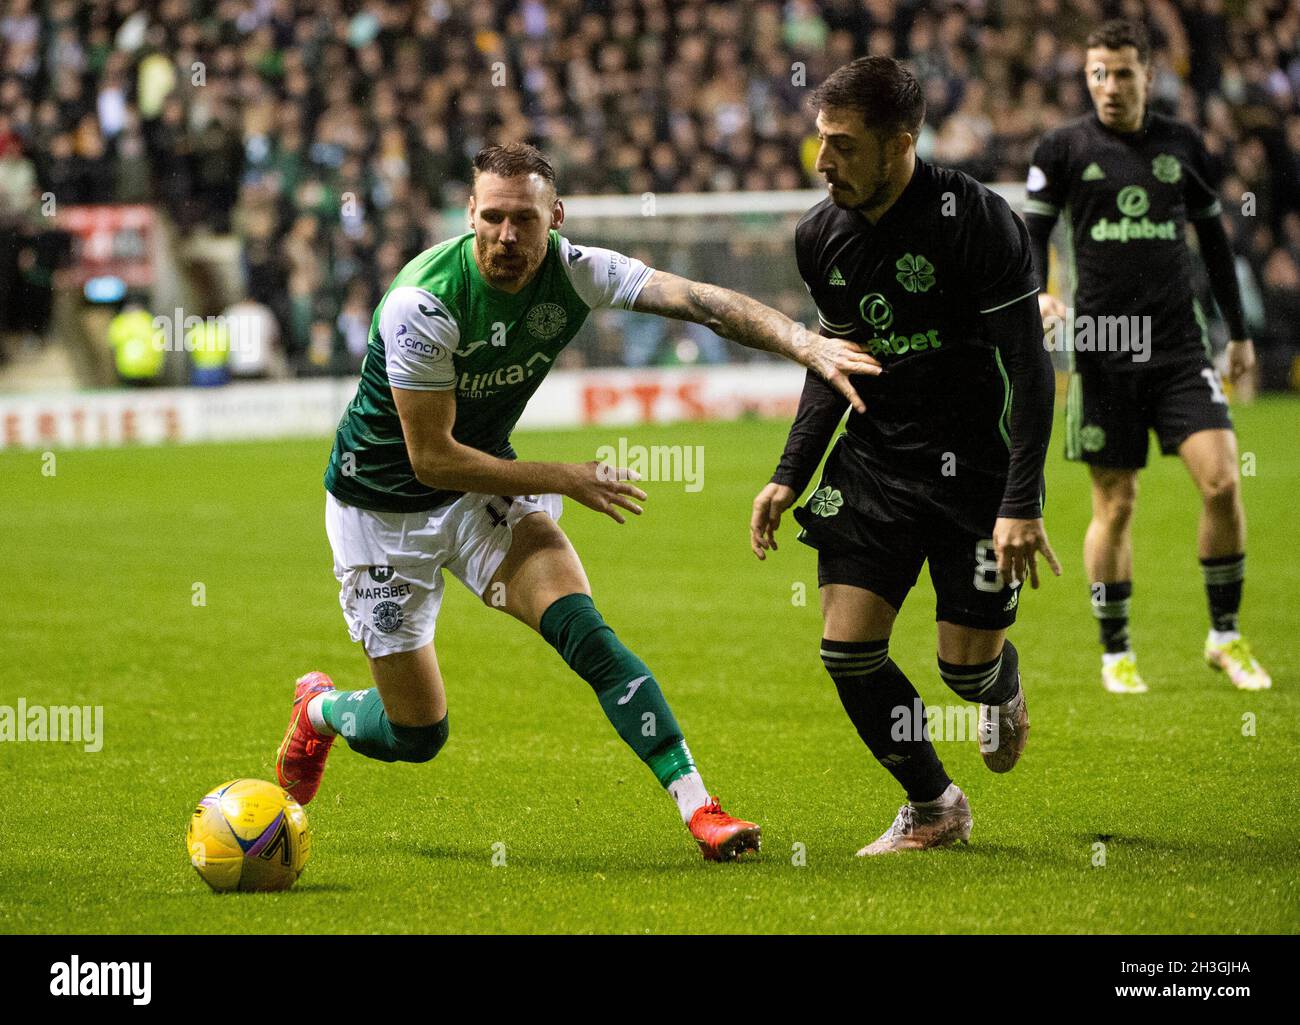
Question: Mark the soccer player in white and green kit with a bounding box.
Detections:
[276,142,881,861]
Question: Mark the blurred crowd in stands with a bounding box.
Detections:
[0,0,1297,386]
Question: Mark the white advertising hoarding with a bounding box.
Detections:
[0,365,806,451]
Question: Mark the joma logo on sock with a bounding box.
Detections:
[617,675,649,706]
[50,957,151,1005]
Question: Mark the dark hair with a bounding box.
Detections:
[1086,18,1151,65]
[472,142,556,189]
[811,56,925,138]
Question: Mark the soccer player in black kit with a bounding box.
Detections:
[750,57,1059,855]
[1024,20,1270,693]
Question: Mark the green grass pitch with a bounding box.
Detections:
[2,399,1297,934]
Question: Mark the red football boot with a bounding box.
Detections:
[275,671,337,805]
[689,797,762,862]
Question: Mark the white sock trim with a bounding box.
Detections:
[306,694,336,735]
[667,771,708,823]
[914,782,961,810]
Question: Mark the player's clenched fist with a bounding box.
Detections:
[563,461,648,524]
[993,516,1062,590]
[750,482,797,559]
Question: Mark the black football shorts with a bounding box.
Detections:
[792,436,1023,631]
[1065,358,1234,469]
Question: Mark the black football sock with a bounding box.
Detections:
[1201,554,1245,633]
[1091,580,1133,653]
[820,639,951,803]
[937,639,1020,706]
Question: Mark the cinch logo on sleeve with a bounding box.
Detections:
[397,333,436,356]
[50,957,151,1005]
[1090,186,1176,242]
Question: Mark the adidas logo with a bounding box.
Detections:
[1082,163,1105,181]
[829,266,846,286]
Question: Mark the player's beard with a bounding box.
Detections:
[828,151,891,214]
[849,149,892,214]
[479,240,542,288]
[850,179,892,214]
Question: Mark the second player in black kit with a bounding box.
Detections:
[774,156,1054,629]
[1024,106,1244,467]
[1019,18,1269,695]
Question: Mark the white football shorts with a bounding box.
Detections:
[325,490,563,657]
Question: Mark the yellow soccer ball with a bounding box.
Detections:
[186,779,310,892]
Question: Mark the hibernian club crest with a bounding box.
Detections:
[372,601,403,633]
[525,303,567,340]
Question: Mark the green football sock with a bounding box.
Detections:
[322,688,448,764]
[539,593,694,787]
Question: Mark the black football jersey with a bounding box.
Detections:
[1025,111,1222,370]
[795,157,1039,488]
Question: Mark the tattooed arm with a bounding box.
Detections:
[631,270,880,413]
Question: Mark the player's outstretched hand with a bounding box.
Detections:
[751,482,797,560]
[993,516,1061,590]
[1225,339,1256,384]
[798,328,881,414]
[1038,292,1066,334]
[564,461,648,524]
